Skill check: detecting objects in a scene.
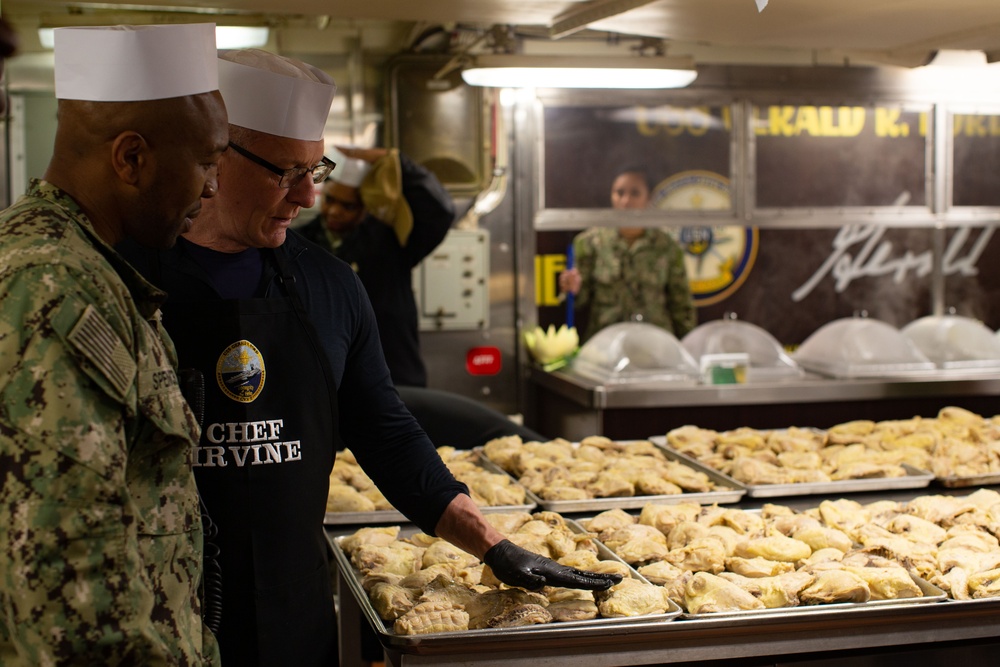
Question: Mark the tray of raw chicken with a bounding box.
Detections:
[331,489,1000,649]
[477,435,745,513]
[654,418,937,498]
[579,499,953,619]
[895,406,1000,488]
[325,447,541,525]
[329,510,682,648]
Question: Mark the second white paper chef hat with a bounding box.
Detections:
[54,23,219,102]
[328,148,371,188]
[218,49,337,141]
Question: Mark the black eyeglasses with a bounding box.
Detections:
[228,141,336,189]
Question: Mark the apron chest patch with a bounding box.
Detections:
[216,340,266,403]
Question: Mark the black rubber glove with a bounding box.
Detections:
[483,539,623,591]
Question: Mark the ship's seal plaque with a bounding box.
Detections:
[651,170,758,306]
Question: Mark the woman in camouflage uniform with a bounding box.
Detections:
[559,166,697,341]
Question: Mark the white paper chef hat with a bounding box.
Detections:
[218,49,336,141]
[328,148,371,188]
[54,24,218,102]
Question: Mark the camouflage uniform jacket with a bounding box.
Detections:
[0,180,219,666]
[572,226,696,341]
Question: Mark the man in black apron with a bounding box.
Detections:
[121,48,619,666]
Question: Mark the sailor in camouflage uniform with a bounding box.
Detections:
[0,24,228,665]
[560,167,697,341]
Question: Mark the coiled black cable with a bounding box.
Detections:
[178,368,223,636]
[200,494,223,636]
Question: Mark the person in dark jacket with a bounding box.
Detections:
[297,147,452,386]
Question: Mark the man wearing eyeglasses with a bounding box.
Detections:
[120,48,619,666]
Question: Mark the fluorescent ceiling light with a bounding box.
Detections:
[38,28,55,49]
[461,55,697,89]
[215,26,269,49]
[927,49,988,68]
[38,25,269,51]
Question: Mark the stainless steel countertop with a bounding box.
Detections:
[334,483,1000,666]
[527,365,1000,409]
[338,567,1000,666]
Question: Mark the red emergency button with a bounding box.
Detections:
[466,347,502,375]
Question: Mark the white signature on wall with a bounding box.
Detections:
[792,224,995,302]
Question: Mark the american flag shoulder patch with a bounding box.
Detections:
[66,304,136,397]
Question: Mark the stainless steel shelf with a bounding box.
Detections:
[527,365,1000,410]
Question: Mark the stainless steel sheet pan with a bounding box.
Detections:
[325,508,410,525]
[573,508,947,619]
[325,450,540,526]
[649,435,934,498]
[934,471,1000,488]
[324,498,542,526]
[676,571,946,620]
[475,442,746,513]
[328,521,682,650]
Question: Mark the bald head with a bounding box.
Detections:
[55,94,220,156]
[46,90,229,248]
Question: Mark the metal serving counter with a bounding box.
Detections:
[336,584,1000,666]
[524,366,1000,441]
[333,483,1000,666]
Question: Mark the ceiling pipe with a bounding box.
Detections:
[548,0,660,40]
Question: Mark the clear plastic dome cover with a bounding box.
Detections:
[569,322,699,385]
[793,317,935,378]
[681,319,804,381]
[902,315,1000,368]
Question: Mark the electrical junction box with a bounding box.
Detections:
[414,228,490,331]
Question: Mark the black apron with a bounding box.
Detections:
[166,248,339,667]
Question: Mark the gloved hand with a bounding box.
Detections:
[483,539,623,592]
